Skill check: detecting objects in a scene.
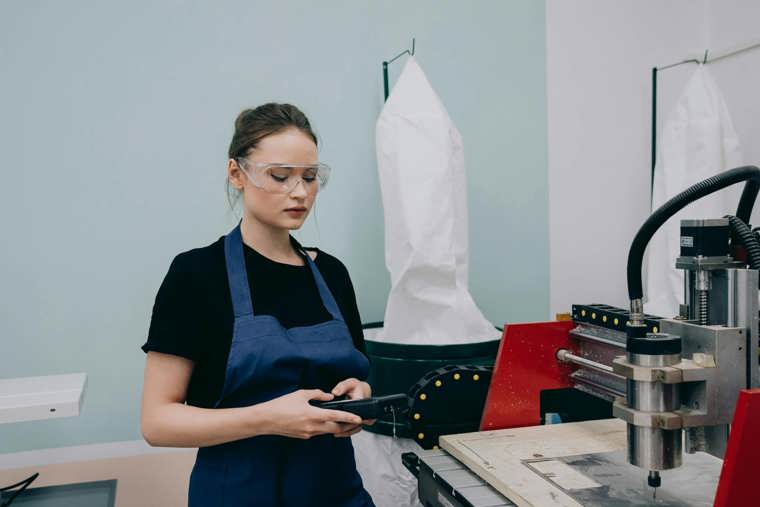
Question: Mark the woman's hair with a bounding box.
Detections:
[226,103,318,210]
[228,103,318,159]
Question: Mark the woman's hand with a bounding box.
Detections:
[331,378,375,438]
[256,389,362,440]
[332,377,371,400]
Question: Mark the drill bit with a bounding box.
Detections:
[648,471,661,501]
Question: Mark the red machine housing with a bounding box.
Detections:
[480,321,576,430]
[713,388,760,507]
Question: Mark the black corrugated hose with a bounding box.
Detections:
[726,215,760,271]
[627,166,760,301]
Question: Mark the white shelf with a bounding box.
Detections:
[0,373,87,424]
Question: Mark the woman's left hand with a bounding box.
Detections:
[331,378,375,437]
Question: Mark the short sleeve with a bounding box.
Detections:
[341,270,367,356]
[322,253,367,357]
[141,253,204,361]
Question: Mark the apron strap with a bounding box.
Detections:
[224,224,255,318]
[224,225,344,322]
[290,236,345,323]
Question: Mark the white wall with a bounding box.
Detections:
[707,0,760,174]
[547,0,705,315]
[547,0,760,317]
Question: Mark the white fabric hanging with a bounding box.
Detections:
[352,431,422,507]
[645,65,743,317]
[354,57,498,507]
[374,56,498,346]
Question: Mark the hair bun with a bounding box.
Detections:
[228,103,317,159]
[234,109,255,131]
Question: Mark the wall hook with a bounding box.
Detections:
[383,38,416,102]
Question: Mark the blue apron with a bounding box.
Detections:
[188,225,374,507]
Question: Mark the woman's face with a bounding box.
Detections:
[228,128,319,231]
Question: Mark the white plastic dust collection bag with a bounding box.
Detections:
[645,65,743,317]
[374,56,498,346]
[352,431,421,507]
[354,57,499,507]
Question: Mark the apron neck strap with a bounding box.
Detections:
[224,224,345,322]
[224,224,255,318]
[290,236,344,322]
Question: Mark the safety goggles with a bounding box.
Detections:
[236,159,331,194]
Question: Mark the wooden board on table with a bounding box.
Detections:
[439,419,627,507]
[439,419,723,507]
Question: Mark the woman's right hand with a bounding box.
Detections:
[256,389,363,439]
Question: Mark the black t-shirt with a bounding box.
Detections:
[141,235,367,408]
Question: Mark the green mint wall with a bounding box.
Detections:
[0,0,548,452]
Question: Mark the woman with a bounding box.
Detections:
[140,103,375,506]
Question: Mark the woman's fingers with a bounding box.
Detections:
[335,428,362,438]
[301,420,364,439]
[331,378,359,396]
[320,409,362,425]
[319,421,358,435]
[304,389,334,401]
[333,379,370,400]
[333,423,363,438]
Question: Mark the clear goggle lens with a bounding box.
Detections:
[237,160,331,194]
